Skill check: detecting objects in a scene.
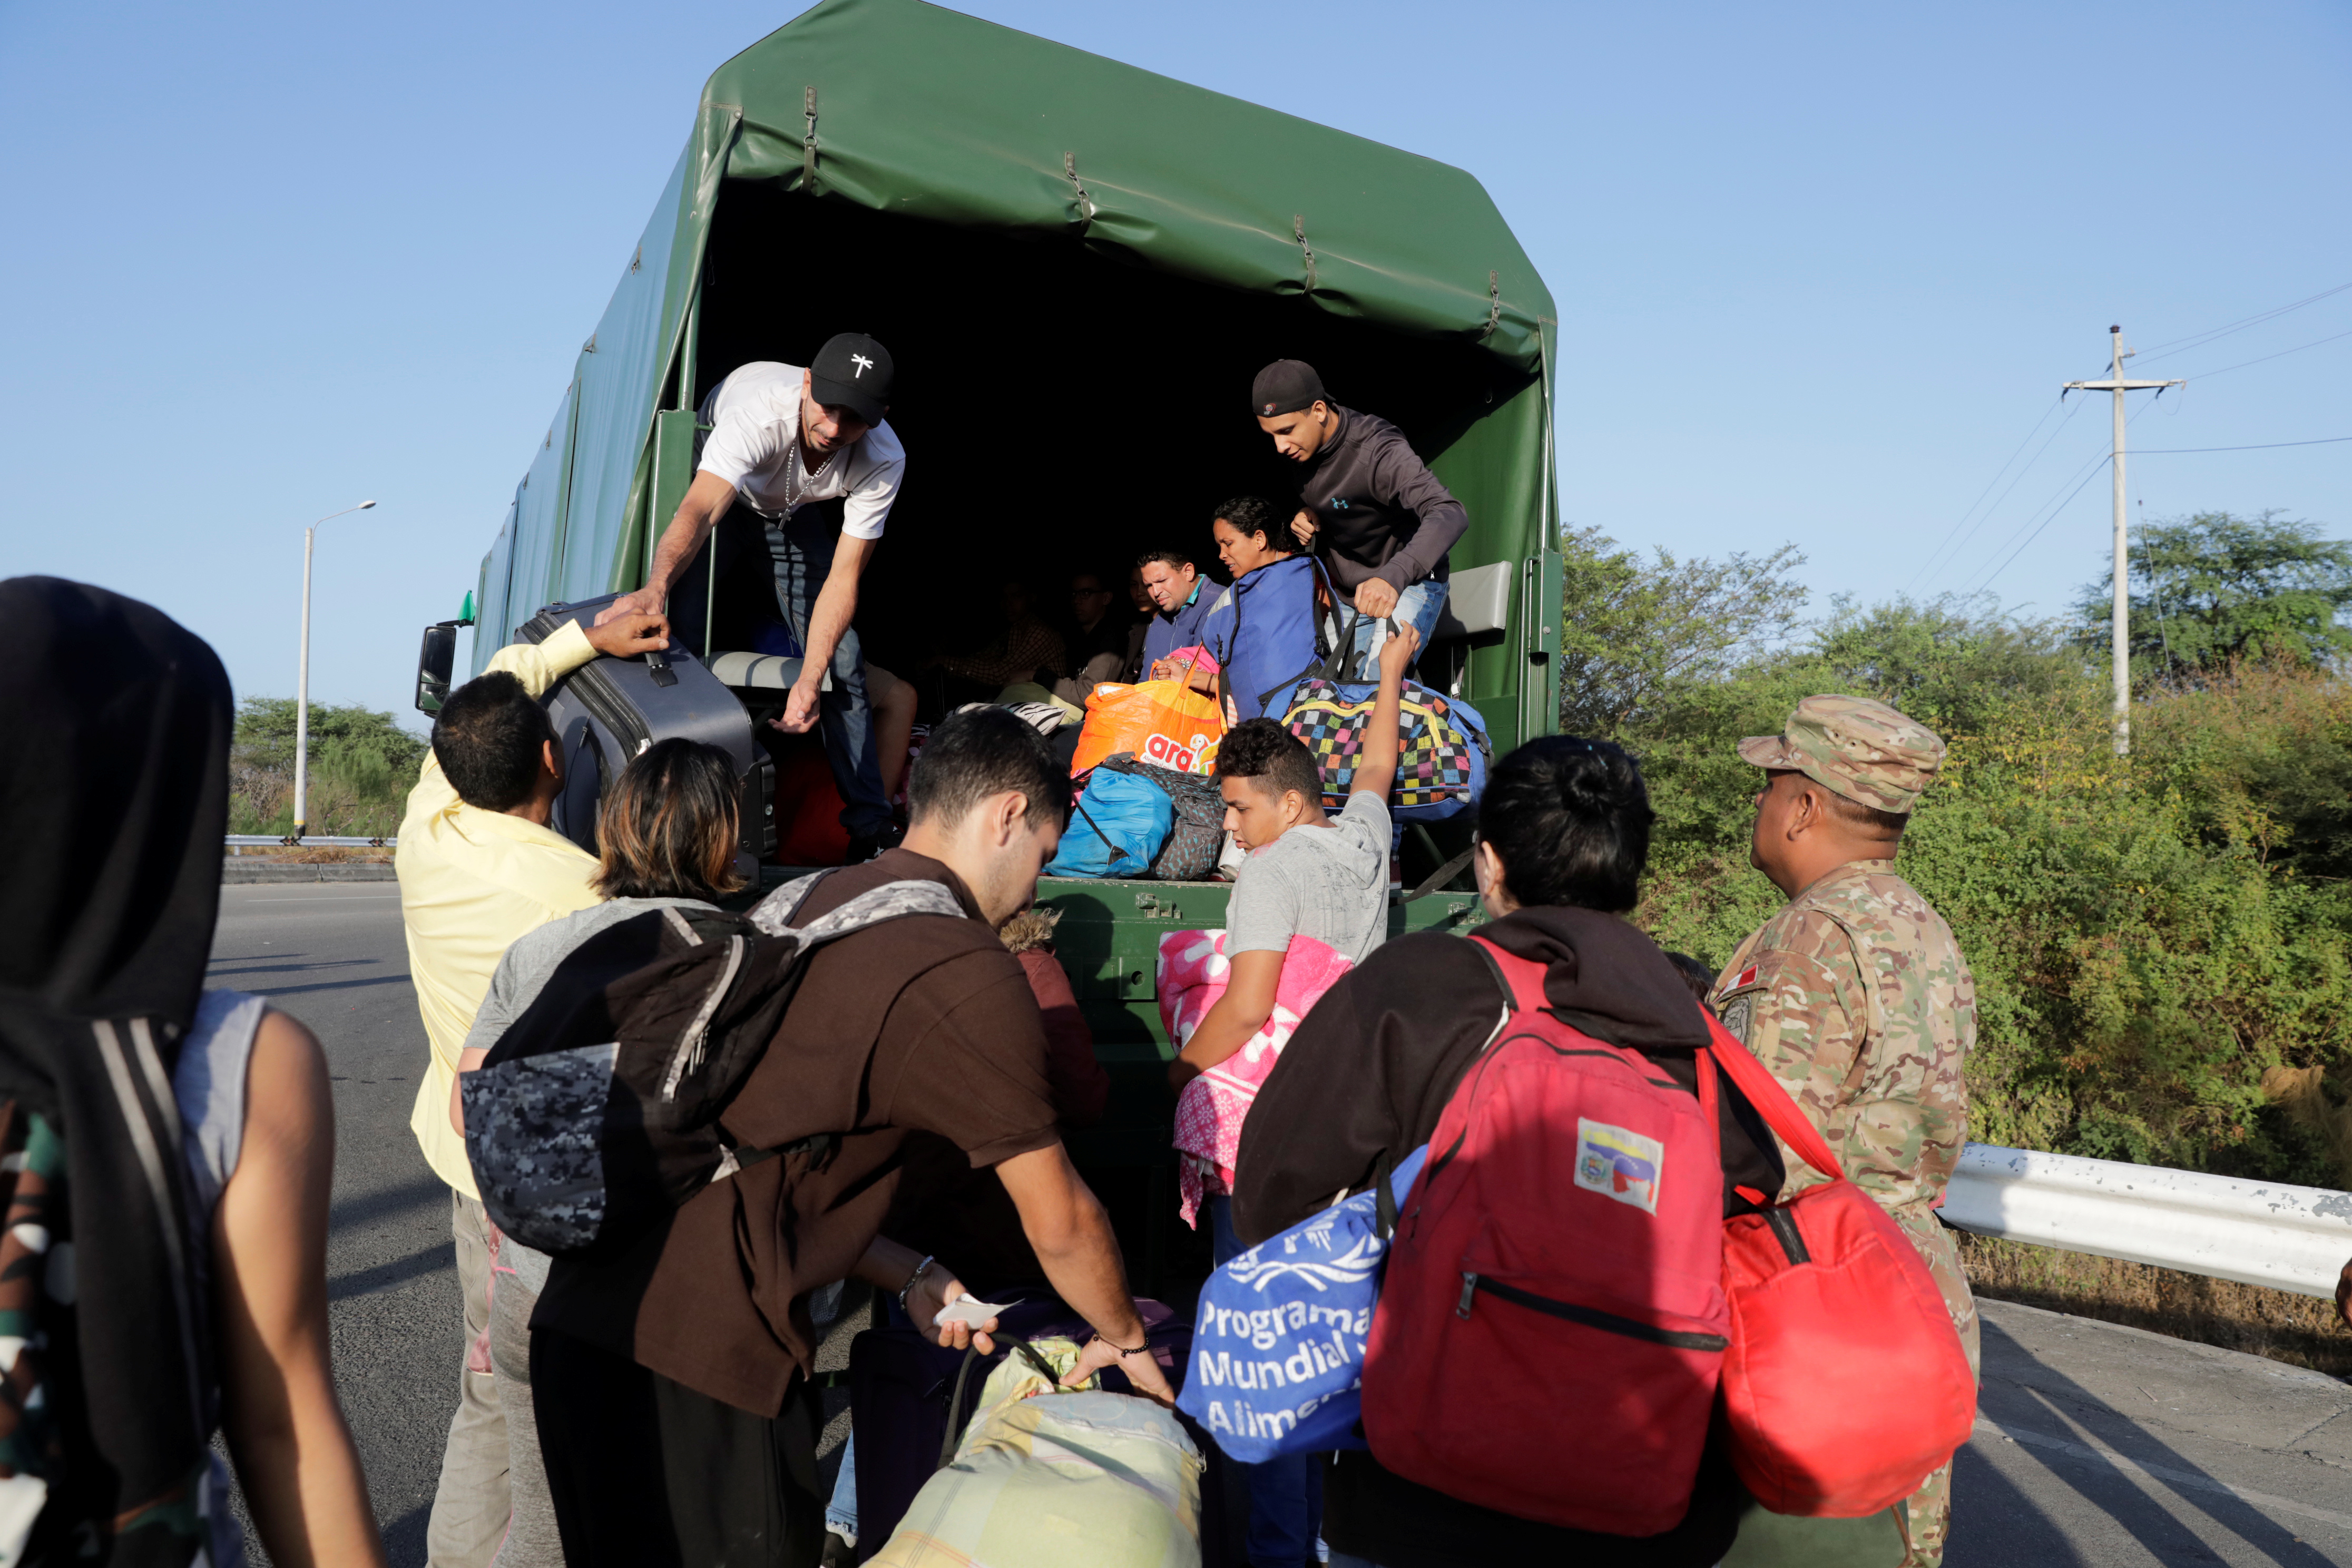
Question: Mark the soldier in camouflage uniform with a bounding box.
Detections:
[1710,694,1977,1568]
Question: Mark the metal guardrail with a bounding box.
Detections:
[225,835,396,849]
[1942,1143,2352,1300]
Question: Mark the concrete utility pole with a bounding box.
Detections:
[2065,326,2181,756]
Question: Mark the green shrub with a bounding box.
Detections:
[1559,529,2352,1190]
[229,698,423,838]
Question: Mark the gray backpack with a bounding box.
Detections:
[460,873,962,1257]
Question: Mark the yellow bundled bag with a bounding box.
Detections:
[1069,664,1223,777]
[872,1338,1204,1568]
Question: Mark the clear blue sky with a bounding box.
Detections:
[4,1,2346,728]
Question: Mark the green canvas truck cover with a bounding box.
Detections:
[472,0,1559,743]
[460,0,1563,1258]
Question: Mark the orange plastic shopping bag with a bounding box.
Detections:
[1069,677,1224,776]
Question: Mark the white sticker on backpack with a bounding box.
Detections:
[1575,1120,1664,1214]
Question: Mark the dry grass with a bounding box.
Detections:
[1959,1233,2351,1379]
[223,846,391,865]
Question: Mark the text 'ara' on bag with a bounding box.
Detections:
[460,871,961,1257]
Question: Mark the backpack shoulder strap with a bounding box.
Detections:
[1466,933,1544,1014]
[787,878,968,944]
[1701,1010,1845,1181]
[749,867,840,936]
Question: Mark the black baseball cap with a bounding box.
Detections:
[810,332,894,426]
[1251,359,1326,418]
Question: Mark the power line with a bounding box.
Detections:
[1902,395,2070,596]
[2185,325,2352,381]
[1954,392,2166,596]
[1909,395,2091,596]
[2132,434,2352,453]
[2134,281,2352,365]
[1967,456,2113,594]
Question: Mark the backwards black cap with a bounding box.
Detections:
[810,332,895,426]
[1251,359,1326,418]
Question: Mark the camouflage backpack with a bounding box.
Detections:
[462,873,961,1257]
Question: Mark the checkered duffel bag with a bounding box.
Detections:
[1281,677,1490,821]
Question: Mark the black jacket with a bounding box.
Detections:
[1232,906,1782,1568]
[1296,405,1469,600]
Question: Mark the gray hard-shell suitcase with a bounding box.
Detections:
[516,592,776,878]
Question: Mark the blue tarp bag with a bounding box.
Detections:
[1042,769,1173,878]
[1179,1145,1427,1463]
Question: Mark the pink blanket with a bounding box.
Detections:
[1161,928,1354,1228]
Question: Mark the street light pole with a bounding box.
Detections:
[291,500,378,838]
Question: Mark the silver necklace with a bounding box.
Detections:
[785,434,839,513]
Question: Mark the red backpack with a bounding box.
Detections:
[1360,937,1732,1536]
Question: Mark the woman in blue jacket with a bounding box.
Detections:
[1200,495,1326,722]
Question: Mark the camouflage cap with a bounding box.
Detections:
[1738,694,1946,814]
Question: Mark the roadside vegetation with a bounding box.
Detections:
[229,697,425,839]
[1570,511,2352,1197]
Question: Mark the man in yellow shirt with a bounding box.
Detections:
[395,609,668,1568]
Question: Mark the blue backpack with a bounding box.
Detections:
[1201,555,1327,721]
[1178,1147,1427,1463]
[1042,770,1173,878]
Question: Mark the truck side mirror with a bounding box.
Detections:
[416,622,461,713]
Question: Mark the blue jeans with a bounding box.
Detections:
[1210,1197,1327,1568]
[1340,579,1447,679]
[762,506,893,840]
[826,1431,859,1542]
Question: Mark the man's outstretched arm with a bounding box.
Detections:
[598,471,738,624]
[1349,622,1419,804]
[995,1142,1176,1403]
[775,532,876,733]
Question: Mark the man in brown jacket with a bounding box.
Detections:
[524,707,1169,1564]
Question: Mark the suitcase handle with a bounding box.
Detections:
[645,648,679,688]
[937,1335,1068,1469]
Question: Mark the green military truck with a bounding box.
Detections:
[420,0,1561,1272]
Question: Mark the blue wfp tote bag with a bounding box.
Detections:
[1178,1146,1427,1463]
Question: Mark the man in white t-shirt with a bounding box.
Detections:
[600,332,905,856]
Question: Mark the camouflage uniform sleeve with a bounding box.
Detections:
[1712,924,1866,1201]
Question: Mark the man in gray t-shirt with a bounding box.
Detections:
[1228,791,1390,966]
[1163,626,1417,1568]
[1167,625,1421,1092]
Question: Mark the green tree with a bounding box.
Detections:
[2078,509,2352,679]
[1623,595,2352,1188]
[228,698,426,836]
[1556,525,1809,735]
[232,697,427,775]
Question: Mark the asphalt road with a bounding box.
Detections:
[210,879,2352,1566]
[210,882,453,1565]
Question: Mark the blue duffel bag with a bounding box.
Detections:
[1178,1146,1427,1463]
[1042,769,1174,878]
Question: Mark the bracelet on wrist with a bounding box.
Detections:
[1092,1331,1151,1358]
[896,1256,937,1317]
